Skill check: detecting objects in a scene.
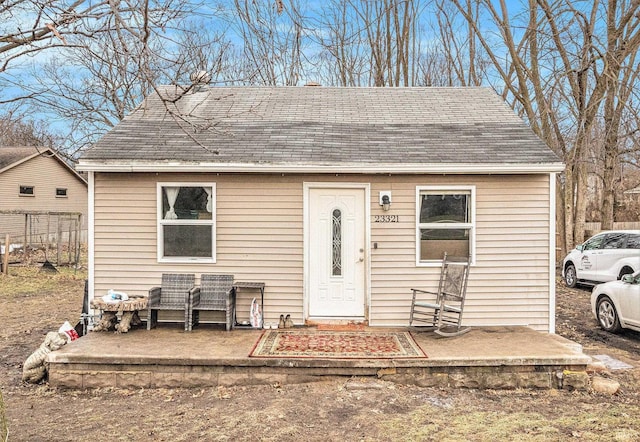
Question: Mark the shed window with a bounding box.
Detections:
[158,183,215,262]
[19,185,34,196]
[56,188,68,197]
[416,186,475,265]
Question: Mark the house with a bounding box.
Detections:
[77,86,563,332]
[0,146,87,250]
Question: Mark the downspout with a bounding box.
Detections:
[87,171,95,325]
[549,172,557,333]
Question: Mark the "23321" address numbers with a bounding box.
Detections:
[373,215,399,223]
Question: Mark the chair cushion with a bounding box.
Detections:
[414,301,440,309]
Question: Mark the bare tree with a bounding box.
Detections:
[0,0,111,73]
[443,0,640,254]
[3,1,231,153]
[20,19,231,153]
[358,0,423,86]
[430,0,485,86]
[0,112,59,147]
[310,0,368,86]
[309,0,426,87]
[230,0,306,85]
[598,2,640,229]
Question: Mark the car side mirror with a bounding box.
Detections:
[621,274,635,284]
[576,244,584,252]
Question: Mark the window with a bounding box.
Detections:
[583,233,606,251]
[332,209,342,276]
[56,188,68,197]
[158,183,215,262]
[19,185,34,196]
[601,232,626,249]
[416,186,474,265]
[627,234,640,249]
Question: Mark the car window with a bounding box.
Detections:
[583,234,606,250]
[601,232,626,249]
[626,234,640,249]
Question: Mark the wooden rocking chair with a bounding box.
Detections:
[410,253,471,337]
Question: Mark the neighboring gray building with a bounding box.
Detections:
[79,86,564,332]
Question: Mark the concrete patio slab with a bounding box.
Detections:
[47,326,592,390]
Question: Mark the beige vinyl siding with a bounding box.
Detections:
[0,154,87,238]
[92,172,552,330]
[93,173,305,324]
[369,175,551,330]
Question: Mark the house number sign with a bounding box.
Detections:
[373,215,399,223]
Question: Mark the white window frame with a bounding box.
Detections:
[56,187,68,198]
[415,185,476,267]
[157,182,216,263]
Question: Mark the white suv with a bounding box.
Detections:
[562,230,640,288]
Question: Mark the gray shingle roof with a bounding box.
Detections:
[80,87,562,171]
[0,146,87,183]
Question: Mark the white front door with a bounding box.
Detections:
[308,187,366,318]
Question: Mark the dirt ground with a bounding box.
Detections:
[1,266,640,441]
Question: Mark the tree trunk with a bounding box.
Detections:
[563,167,575,249]
[573,161,588,245]
[555,175,566,264]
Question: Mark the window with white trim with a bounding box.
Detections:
[416,186,475,264]
[158,183,215,262]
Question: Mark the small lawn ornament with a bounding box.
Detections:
[250,298,262,328]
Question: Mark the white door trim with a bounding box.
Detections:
[303,182,371,321]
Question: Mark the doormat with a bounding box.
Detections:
[316,323,366,331]
[249,330,427,359]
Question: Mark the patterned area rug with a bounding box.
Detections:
[249,330,427,359]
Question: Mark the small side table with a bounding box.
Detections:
[232,281,265,329]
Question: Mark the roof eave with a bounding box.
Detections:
[77,161,565,174]
[0,148,88,185]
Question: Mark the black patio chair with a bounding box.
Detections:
[410,253,471,337]
[147,273,195,331]
[188,274,235,331]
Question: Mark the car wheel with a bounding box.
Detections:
[618,267,634,280]
[564,263,577,288]
[596,296,622,333]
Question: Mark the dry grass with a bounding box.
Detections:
[0,389,6,442]
[1,267,640,440]
[378,401,640,442]
[0,265,85,297]
[0,266,86,341]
